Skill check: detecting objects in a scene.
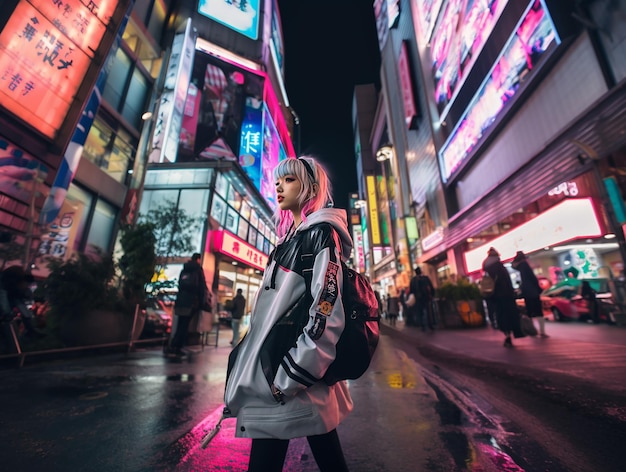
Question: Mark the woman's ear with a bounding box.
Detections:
[311,183,319,197]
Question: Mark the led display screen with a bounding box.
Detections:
[238,100,287,210]
[413,0,445,43]
[429,0,509,117]
[439,0,560,182]
[260,103,286,209]
[239,97,263,190]
[0,0,118,139]
[198,0,260,40]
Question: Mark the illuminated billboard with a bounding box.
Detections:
[429,0,509,117]
[198,0,260,40]
[179,50,265,161]
[439,0,560,182]
[413,0,445,43]
[260,104,286,208]
[150,20,196,163]
[238,100,286,209]
[463,198,602,273]
[239,97,263,191]
[0,0,119,140]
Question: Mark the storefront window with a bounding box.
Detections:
[139,189,179,214]
[251,209,259,229]
[108,133,133,183]
[102,48,132,110]
[225,207,239,234]
[86,198,116,254]
[240,200,251,220]
[82,120,136,183]
[255,231,265,252]
[179,189,209,250]
[238,218,249,241]
[211,195,227,226]
[122,68,149,129]
[228,186,242,211]
[215,172,229,198]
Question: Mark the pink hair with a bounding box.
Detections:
[273,156,333,237]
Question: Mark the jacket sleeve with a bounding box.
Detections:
[273,227,345,396]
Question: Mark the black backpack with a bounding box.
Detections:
[302,239,380,385]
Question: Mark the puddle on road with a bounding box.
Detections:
[427,378,526,471]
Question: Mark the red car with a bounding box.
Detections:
[539,279,619,324]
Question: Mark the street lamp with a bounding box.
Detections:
[376,144,393,162]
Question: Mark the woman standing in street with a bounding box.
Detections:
[223,156,352,471]
[482,247,521,347]
[512,251,548,337]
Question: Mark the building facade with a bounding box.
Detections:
[0,0,170,276]
[139,0,295,312]
[354,0,626,304]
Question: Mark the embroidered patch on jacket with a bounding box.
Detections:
[315,261,339,316]
[307,313,327,340]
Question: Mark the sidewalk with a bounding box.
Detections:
[382,317,626,395]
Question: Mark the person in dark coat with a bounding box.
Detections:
[482,248,520,347]
[167,253,207,359]
[580,280,599,324]
[230,288,246,346]
[512,251,547,337]
[409,267,435,331]
[386,287,400,326]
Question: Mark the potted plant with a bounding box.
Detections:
[35,223,157,348]
[436,277,485,328]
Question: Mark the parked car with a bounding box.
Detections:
[141,297,172,338]
[539,278,620,324]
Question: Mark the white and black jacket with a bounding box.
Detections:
[224,208,354,439]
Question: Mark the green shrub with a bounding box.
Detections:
[436,277,481,301]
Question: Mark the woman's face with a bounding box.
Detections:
[275,174,303,214]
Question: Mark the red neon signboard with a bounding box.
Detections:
[212,230,268,270]
[0,0,118,139]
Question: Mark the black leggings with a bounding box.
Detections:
[248,429,349,472]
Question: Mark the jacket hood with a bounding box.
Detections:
[289,208,353,261]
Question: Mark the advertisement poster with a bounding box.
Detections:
[0,139,48,203]
[36,198,85,272]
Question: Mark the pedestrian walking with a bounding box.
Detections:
[512,251,548,337]
[230,288,246,346]
[223,156,351,472]
[581,280,600,323]
[167,253,208,359]
[482,247,522,347]
[386,287,400,326]
[398,287,408,321]
[409,267,435,332]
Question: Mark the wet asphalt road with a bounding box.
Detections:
[0,324,622,471]
[0,333,500,471]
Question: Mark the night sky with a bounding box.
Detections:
[277,0,381,210]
